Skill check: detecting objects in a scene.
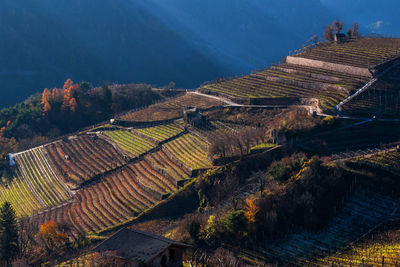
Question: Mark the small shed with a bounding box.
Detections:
[92,228,191,267]
[334,33,346,43]
[183,107,206,127]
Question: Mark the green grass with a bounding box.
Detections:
[163,133,212,170]
[104,130,157,157]
[250,143,277,151]
[132,123,184,143]
[0,147,71,217]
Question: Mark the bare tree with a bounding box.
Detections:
[332,20,344,33]
[18,217,37,260]
[352,22,359,37]
[324,25,334,41]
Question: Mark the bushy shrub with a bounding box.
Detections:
[267,153,307,182]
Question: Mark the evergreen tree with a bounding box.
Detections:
[0,202,19,266]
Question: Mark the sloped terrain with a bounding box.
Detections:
[263,189,399,265]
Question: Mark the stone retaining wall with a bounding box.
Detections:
[286,56,373,78]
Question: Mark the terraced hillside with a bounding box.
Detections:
[28,148,193,234]
[292,38,400,69]
[119,92,223,122]
[163,133,212,170]
[102,130,157,158]
[341,64,400,118]
[0,147,72,217]
[299,121,400,154]
[262,190,399,266]
[199,38,400,114]
[349,149,400,176]
[316,228,400,266]
[12,115,216,235]
[43,135,126,186]
[131,122,185,143]
[200,63,367,110]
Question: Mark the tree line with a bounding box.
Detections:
[324,20,359,41]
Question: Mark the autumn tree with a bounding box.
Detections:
[69,98,78,112]
[63,78,74,91]
[41,88,52,114]
[17,217,37,259]
[323,25,334,41]
[332,20,344,34]
[244,198,259,224]
[0,202,19,267]
[61,94,70,111]
[352,22,359,37]
[36,221,69,255]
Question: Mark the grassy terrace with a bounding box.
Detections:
[294,38,400,68]
[0,171,44,217]
[200,63,367,110]
[131,122,185,143]
[163,133,212,170]
[119,92,223,122]
[44,135,126,185]
[0,147,72,217]
[193,120,243,141]
[103,130,157,158]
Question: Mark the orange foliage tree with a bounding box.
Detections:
[41,88,52,114]
[36,221,69,254]
[244,198,259,224]
[69,97,78,112]
[0,127,5,137]
[61,79,79,112]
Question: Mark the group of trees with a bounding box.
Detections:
[208,127,267,160]
[0,201,76,266]
[324,20,359,41]
[0,79,164,149]
[2,203,83,266]
[180,154,353,251]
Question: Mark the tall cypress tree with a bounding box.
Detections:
[0,202,19,267]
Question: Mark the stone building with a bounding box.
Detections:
[92,228,191,267]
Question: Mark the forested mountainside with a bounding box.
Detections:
[2,0,399,108]
[0,0,224,107]
[0,0,338,108]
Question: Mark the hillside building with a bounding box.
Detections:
[183,107,206,127]
[92,228,191,267]
[334,33,346,43]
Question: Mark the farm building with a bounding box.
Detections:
[92,228,191,267]
[183,107,206,127]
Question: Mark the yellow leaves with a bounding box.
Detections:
[207,215,215,226]
[244,198,258,224]
[37,220,69,249]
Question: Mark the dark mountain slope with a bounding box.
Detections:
[0,0,224,107]
[137,0,334,74]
